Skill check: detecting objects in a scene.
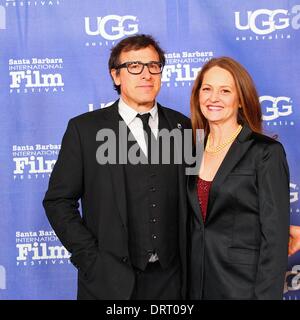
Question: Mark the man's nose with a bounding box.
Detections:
[140,65,152,79]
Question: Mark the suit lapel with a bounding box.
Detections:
[159,105,189,293]
[103,100,128,230]
[158,104,185,166]
[158,104,182,132]
[205,125,254,224]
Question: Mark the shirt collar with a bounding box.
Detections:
[118,97,158,126]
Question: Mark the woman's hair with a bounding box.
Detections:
[190,56,262,138]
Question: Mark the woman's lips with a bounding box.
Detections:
[207,105,223,111]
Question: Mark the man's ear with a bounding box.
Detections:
[111,69,120,86]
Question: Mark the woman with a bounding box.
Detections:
[188,57,290,300]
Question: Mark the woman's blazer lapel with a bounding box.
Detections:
[205,125,254,224]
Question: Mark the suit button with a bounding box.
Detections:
[150,203,157,208]
[152,234,157,240]
[150,217,157,223]
[150,187,156,192]
[122,256,128,263]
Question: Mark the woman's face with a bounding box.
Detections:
[199,66,240,126]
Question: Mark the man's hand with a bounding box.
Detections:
[289,225,300,256]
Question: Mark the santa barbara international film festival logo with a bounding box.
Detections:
[84,14,139,47]
[260,95,295,127]
[161,50,214,88]
[4,0,61,7]
[15,229,70,267]
[9,57,64,94]
[12,143,60,180]
[234,5,300,41]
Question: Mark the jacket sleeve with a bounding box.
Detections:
[254,142,290,299]
[43,119,98,275]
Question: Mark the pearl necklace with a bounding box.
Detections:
[205,125,243,155]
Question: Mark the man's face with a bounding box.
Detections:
[111,46,162,111]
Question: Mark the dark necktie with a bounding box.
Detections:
[136,113,156,162]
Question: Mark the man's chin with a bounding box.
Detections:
[137,96,156,106]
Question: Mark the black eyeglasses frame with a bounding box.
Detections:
[114,61,164,75]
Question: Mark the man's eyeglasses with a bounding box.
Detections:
[115,61,164,75]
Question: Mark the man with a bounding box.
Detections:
[43,34,191,300]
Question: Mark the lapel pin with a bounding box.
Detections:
[177,123,182,129]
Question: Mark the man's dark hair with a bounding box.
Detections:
[108,34,166,94]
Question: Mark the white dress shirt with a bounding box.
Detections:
[118,97,158,157]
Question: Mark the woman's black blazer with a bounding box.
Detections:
[188,125,290,300]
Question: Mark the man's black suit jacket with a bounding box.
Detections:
[43,100,191,300]
[188,125,290,300]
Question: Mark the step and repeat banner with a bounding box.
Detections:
[0,0,299,299]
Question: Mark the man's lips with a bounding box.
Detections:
[137,85,154,88]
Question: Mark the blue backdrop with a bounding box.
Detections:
[0,0,299,299]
